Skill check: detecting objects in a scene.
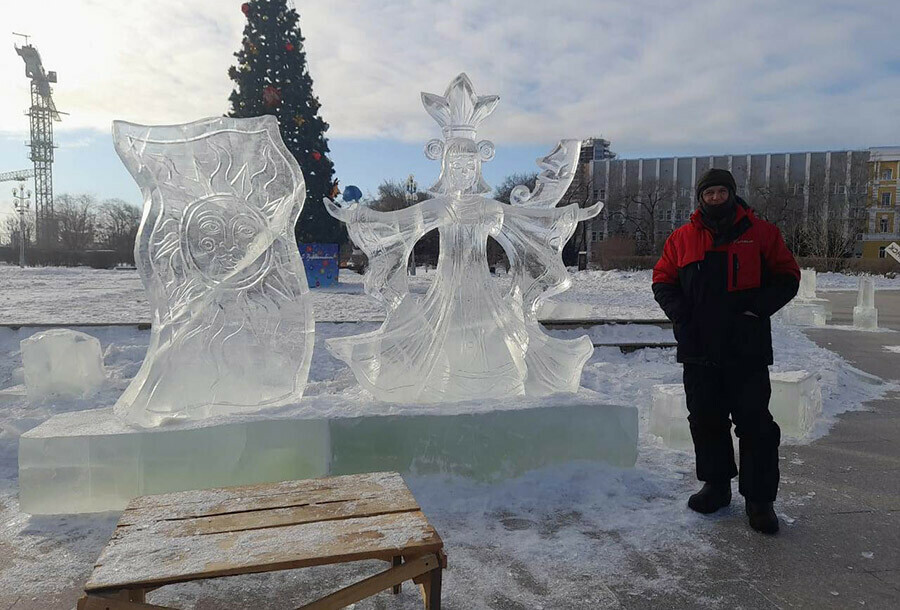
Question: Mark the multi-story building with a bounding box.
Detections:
[865,147,900,259]
[582,147,897,259]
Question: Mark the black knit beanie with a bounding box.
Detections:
[696,168,737,201]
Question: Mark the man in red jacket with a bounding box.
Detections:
[652,168,800,534]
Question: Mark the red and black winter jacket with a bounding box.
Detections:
[652,203,800,366]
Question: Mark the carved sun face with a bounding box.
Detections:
[183,195,269,284]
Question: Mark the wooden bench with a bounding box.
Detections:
[77,472,446,609]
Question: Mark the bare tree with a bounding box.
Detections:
[54,193,98,251]
[785,162,869,268]
[364,180,439,268]
[494,172,538,205]
[613,178,675,255]
[97,199,142,257]
[3,213,34,249]
[368,180,414,212]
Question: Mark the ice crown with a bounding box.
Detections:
[421,73,500,141]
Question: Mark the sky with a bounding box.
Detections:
[1,0,899,222]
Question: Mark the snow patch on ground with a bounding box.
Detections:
[815,271,900,292]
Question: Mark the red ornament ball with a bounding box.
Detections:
[241,3,250,16]
[311,151,322,161]
[262,85,282,107]
[285,42,294,52]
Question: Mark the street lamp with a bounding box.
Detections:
[405,174,418,276]
[12,184,31,267]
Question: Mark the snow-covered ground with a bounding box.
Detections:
[0,265,897,607]
[0,265,669,323]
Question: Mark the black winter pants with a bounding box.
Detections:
[683,364,781,502]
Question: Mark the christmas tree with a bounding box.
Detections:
[228,0,344,244]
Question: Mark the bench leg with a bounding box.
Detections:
[392,555,403,594]
[419,568,442,610]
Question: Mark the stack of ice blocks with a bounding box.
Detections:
[19,391,638,514]
[650,370,822,448]
[852,277,878,330]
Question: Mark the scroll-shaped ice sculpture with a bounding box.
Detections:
[112,116,314,427]
[324,73,602,403]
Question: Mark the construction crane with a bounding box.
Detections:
[14,33,64,248]
[0,169,35,183]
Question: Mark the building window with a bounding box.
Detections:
[882,168,893,180]
[882,192,892,206]
[600,189,606,200]
[881,217,889,232]
[879,246,887,259]
[665,209,672,220]
[837,184,846,194]
[590,231,598,242]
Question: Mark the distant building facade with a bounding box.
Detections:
[582,147,899,259]
[865,147,900,259]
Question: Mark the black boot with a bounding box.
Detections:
[687,482,732,514]
[746,500,779,534]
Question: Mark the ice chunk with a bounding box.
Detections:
[19,390,636,514]
[650,384,692,450]
[798,268,818,300]
[112,116,315,428]
[853,277,877,329]
[19,408,331,514]
[324,74,601,403]
[20,329,106,400]
[770,370,822,437]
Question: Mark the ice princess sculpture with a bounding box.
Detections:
[325,73,602,403]
[112,116,314,427]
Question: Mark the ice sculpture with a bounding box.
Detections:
[21,329,106,400]
[112,116,314,427]
[853,277,878,329]
[324,74,602,403]
[780,268,828,326]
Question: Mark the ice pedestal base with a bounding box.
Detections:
[769,370,822,437]
[19,390,636,514]
[853,306,878,330]
[650,370,822,449]
[780,300,828,326]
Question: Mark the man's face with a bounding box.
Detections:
[701,185,730,206]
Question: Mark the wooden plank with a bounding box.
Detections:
[154,495,421,537]
[86,511,443,591]
[122,472,408,519]
[119,483,418,530]
[295,554,438,610]
[77,595,176,610]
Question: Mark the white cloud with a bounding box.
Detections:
[1,0,897,153]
